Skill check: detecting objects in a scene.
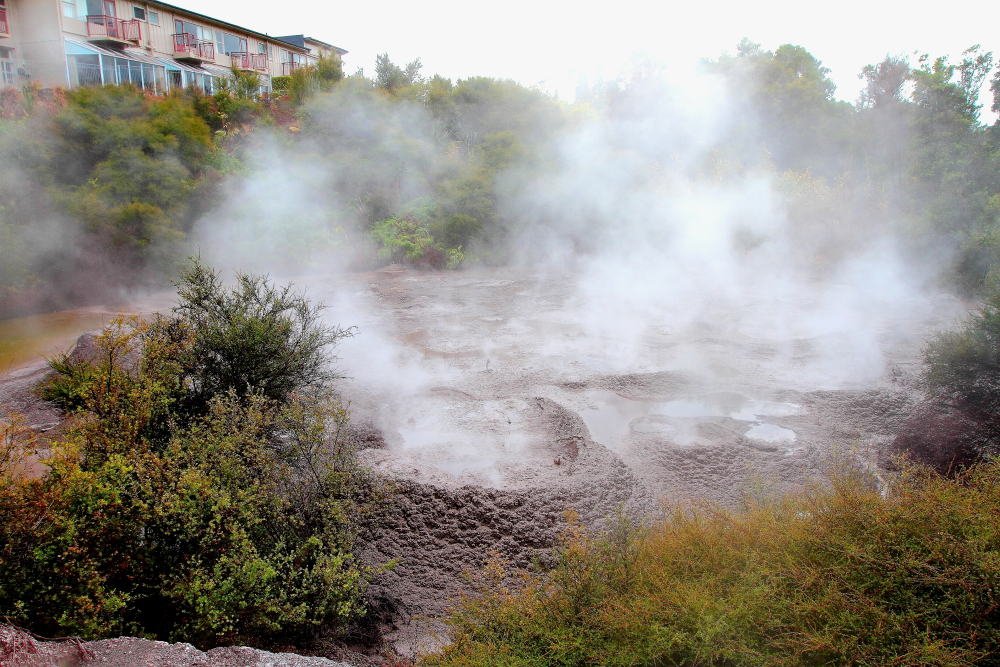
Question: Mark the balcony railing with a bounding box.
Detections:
[281,61,299,76]
[172,33,215,61]
[0,8,9,36]
[230,51,268,71]
[86,15,141,42]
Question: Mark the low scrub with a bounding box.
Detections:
[427,463,1000,666]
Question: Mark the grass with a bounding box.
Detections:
[424,461,1000,666]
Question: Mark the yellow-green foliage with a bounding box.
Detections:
[428,464,1000,666]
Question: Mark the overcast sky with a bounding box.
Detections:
[194,0,998,118]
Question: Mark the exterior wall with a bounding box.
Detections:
[13,0,68,87]
[0,0,336,91]
[1,0,24,86]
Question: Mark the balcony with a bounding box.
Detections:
[230,51,268,72]
[172,33,215,62]
[0,8,9,38]
[281,61,298,76]
[86,15,141,44]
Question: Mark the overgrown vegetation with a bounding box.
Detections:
[5,43,999,316]
[426,463,1000,666]
[0,260,386,646]
[889,287,1000,472]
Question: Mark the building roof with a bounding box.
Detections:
[275,34,347,55]
[144,0,343,55]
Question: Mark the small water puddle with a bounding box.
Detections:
[744,423,796,443]
[578,391,800,449]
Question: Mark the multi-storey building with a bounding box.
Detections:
[0,0,344,92]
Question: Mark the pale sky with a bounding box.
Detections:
[194,0,999,117]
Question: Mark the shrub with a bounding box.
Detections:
[427,463,1000,666]
[892,290,1000,471]
[1,262,385,646]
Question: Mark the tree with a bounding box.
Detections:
[858,54,910,109]
[374,53,422,94]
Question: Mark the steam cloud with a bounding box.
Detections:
[192,60,966,471]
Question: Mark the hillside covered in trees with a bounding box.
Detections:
[0,42,999,318]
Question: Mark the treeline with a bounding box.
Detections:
[2,43,1000,317]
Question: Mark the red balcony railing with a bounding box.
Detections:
[172,33,215,60]
[0,8,9,36]
[230,51,268,71]
[86,15,141,42]
[281,61,298,76]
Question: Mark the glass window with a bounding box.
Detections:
[101,55,115,83]
[115,57,128,84]
[222,33,242,55]
[1,54,15,87]
[132,6,145,20]
[168,68,180,89]
[148,10,158,24]
[69,53,102,85]
[258,43,266,54]
[153,64,165,92]
[140,62,153,90]
[215,30,224,54]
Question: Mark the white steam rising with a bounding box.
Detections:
[191,64,965,488]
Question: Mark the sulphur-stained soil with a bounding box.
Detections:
[0,266,971,661]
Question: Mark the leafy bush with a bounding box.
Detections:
[427,463,1000,666]
[0,262,385,646]
[892,291,1000,471]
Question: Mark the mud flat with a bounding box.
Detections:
[0,267,969,658]
[299,265,965,654]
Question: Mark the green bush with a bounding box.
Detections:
[0,262,385,646]
[890,289,1000,470]
[427,463,1000,666]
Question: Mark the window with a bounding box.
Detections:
[222,33,243,55]
[168,68,180,88]
[1,48,14,87]
[69,53,101,85]
[258,43,266,54]
[148,10,158,24]
[132,6,145,20]
[175,20,210,42]
[214,29,223,54]
[61,0,88,19]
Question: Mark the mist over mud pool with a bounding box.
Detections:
[0,265,970,651]
[312,266,962,500]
